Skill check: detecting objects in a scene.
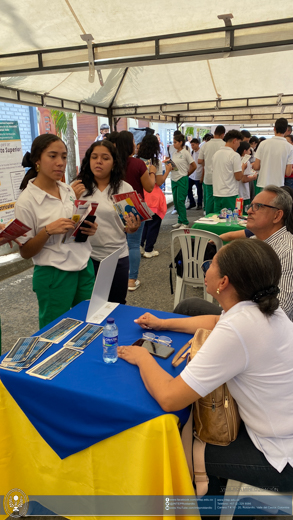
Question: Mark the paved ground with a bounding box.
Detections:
[0,203,204,354]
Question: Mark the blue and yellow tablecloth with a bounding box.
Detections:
[0,303,198,520]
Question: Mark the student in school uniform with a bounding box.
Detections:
[72,140,140,305]
[169,134,196,229]
[14,134,97,329]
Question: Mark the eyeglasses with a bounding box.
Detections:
[142,332,172,346]
[247,203,280,212]
[200,259,213,277]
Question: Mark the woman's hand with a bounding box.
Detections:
[118,345,150,365]
[46,218,76,235]
[163,159,173,170]
[165,162,173,175]
[0,223,25,248]
[71,180,86,199]
[134,312,164,330]
[124,213,141,233]
[80,220,98,236]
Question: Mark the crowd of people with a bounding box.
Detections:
[2,118,293,502]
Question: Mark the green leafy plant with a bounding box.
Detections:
[51,110,77,183]
[184,126,195,137]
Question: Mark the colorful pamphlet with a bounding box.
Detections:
[26,347,83,380]
[62,200,98,243]
[0,218,31,245]
[39,318,83,343]
[112,191,153,226]
[64,323,103,349]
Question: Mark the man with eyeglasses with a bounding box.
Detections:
[220,186,293,320]
[170,185,293,322]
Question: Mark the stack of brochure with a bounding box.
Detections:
[0,318,103,380]
[112,191,154,226]
[0,337,52,372]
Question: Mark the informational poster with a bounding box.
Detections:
[0,121,25,223]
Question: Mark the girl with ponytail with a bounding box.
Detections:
[15,134,97,328]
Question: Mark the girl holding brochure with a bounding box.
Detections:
[15,134,97,329]
[116,131,156,291]
[72,140,140,305]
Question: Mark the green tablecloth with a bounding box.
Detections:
[192,214,245,236]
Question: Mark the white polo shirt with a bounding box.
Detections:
[238,159,251,200]
[190,150,203,181]
[181,301,293,472]
[198,138,225,185]
[14,180,91,271]
[255,136,293,188]
[212,147,242,197]
[171,148,194,182]
[79,181,133,261]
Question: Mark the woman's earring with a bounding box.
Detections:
[36,164,40,173]
[216,288,220,295]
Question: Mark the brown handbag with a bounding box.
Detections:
[172,328,241,495]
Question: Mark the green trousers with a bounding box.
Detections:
[33,260,95,329]
[213,195,238,214]
[171,177,189,225]
[203,183,214,214]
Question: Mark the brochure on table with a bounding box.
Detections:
[86,247,122,324]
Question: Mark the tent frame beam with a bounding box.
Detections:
[1,17,293,76]
[0,83,292,123]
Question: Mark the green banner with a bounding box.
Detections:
[0,121,21,141]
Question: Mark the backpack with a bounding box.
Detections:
[169,241,216,294]
[172,328,241,496]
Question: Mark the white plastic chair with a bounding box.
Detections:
[220,479,292,520]
[170,228,223,308]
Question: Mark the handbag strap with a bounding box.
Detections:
[181,405,209,497]
[192,435,209,497]
[172,339,192,367]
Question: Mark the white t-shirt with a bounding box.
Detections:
[238,159,251,200]
[80,181,133,261]
[255,136,293,188]
[14,180,91,271]
[181,301,293,472]
[212,147,242,197]
[171,148,194,182]
[190,150,202,181]
[198,138,225,185]
[167,144,176,158]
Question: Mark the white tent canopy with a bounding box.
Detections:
[1,0,293,125]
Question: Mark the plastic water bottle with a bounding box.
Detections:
[232,209,238,223]
[103,318,118,364]
[226,209,232,226]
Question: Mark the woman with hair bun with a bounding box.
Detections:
[119,239,293,494]
[15,134,97,329]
